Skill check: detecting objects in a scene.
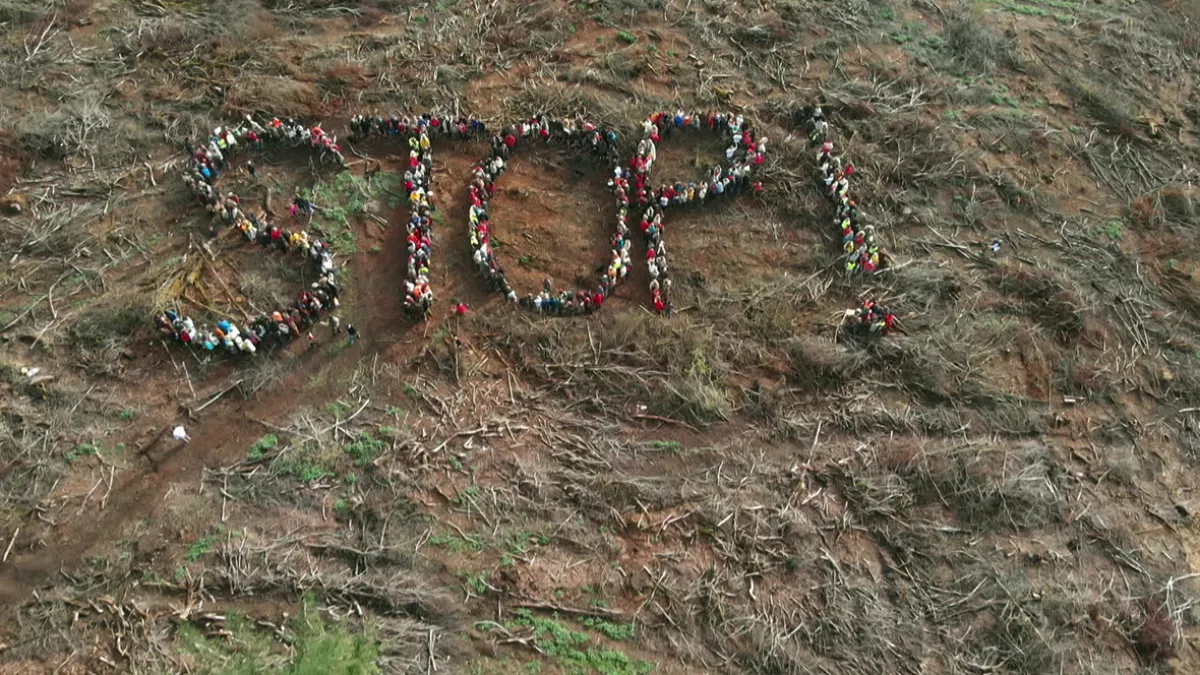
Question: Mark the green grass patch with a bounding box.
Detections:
[428,532,486,553]
[66,443,101,463]
[247,433,279,461]
[185,525,226,563]
[481,610,654,675]
[273,442,336,483]
[582,617,636,641]
[304,170,399,254]
[344,431,386,466]
[463,572,490,595]
[180,593,380,675]
[991,0,1074,22]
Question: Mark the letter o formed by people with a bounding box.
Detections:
[467,115,627,316]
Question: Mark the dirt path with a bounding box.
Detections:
[0,329,410,618]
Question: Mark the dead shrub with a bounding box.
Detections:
[1099,444,1140,485]
[905,445,1065,531]
[975,401,1047,437]
[995,265,1084,342]
[840,469,915,520]
[944,8,1013,73]
[737,292,801,342]
[225,75,321,118]
[786,337,864,391]
[1013,327,1058,398]
[1129,194,1158,229]
[0,202,102,256]
[12,91,111,160]
[650,348,731,424]
[70,299,151,376]
[1154,351,1200,402]
[0,129,29,194]
[1176,415,1200,464]
[13,109,72,159]
[477,311,732,424]
[891,263,961,311]
[132,17,206,56]
[735,13,792,44]
[236,266,296,314]
[871,337,962,402]
[871,116,971,190]
[56,0,92,24]
[1061,80,1138,138]
[1160,184,1196,221]
[0,0,41,24]
[1132,598,1177,663]
[879,443,919,471]
[970,605,1058,674]
[325,62,370,88]
[1054,350,1114,399]
[242,356,290,395]
[356,6,385,26]
[989,169,1038,211]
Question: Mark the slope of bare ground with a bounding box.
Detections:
[1,0,1200,673]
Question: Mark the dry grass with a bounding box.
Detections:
[943,7,1014,74]
[786,336,865,391]
[69,298,152,375]
[994,264,1085,342]
[11,90,111,159]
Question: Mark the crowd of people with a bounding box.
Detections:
[154,278,343,355]
[164,115,350,356]
[159,107,784,356]
[467,115,627,315]
[808,105,898,337]
[805,106,887,275]
[842,298,896,336]
[349,113,489,315]
[619,110,768,314]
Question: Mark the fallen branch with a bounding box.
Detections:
[2,528,18,563]
[513,600,625,619]
[196,379,246,412]
[631,413,699,432]
[319,398,371,434]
